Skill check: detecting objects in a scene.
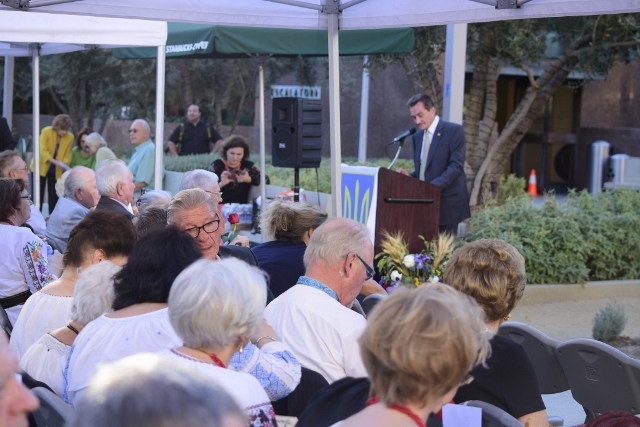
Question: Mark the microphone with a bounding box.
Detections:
[391,127,417,143]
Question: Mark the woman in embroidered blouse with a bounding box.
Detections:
[35,114,74,212]
[335,283,490,427]
[10,210,138,360]
[63,226,202,406]
[0,178,55,327]
[209,135,260,204]
[20,261,121,397]
[161,257,278,426]
[69,127,96,169]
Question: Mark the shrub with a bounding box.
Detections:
[592,303,628,342]
[465,189,640,284]
[497,174,527,203]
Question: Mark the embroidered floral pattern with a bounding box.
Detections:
[23,240,55,290]
[246,403,277,427]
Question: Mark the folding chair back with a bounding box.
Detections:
[498,321,569,394]
[31,386,73,427]
[556,338,640,418]
[362,294,386,316]
[460,400,525,427]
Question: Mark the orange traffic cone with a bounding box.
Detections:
[527,169,538,196]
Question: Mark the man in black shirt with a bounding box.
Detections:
[0,117,15,151]
[167,104,222,156]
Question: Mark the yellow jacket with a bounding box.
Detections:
[34,126,74,179]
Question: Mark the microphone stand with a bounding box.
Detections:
[387,136,409,169]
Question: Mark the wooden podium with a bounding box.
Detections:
[374,167,440,255]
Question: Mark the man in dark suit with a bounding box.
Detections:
[398,93,470,235]
[0,117,15,151]
[94,159,135,220]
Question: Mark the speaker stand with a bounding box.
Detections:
[293,168,300,202]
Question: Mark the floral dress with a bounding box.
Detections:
[0,224,56,325]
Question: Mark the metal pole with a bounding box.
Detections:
[327,11,342,218]
[357,55,369,164]
[541,100,550,192]
[32,51,40,209]
[154,45,166,191]
[3,56,14,124]
[443,24,467,124]
[259,61,267,241]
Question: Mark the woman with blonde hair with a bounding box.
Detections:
[251,200,328,297]
[335,283,490,427]
[446,238,549,427]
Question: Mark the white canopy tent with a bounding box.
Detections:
[0,10,167,209]
[8,0,640,216]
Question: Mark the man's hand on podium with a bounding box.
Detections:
[397,168,409,176]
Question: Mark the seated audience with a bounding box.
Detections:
[69,127,95,168]
[0,150,46,235]
[0,332,39,425]
[167,188,257,264]
[209,135,260,204]
[10,210,137,359]
[84,132,116,169]
[334,283,490,427]
[133,204,167,236]
[264,218,373,383]
[251,200,328,297]
[134,189,171,214]
[69,354,245,427]
[446,238,549,427]
[178,170,249,247]
[45,166,100,253]
[20,261,121,396]
[94,159,135,219]
[0,178,55,326]
[63,226,202,405]
[161,258,279,424]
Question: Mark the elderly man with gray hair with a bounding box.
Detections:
[45,166,100,253]
[264,218,373,384]
[94,159,135,220]
[127,119,156,196]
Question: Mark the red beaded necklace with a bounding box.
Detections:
[366,397,426,427]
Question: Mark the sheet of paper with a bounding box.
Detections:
[442,403,482,427]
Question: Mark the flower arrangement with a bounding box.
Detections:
[375,231,455,290]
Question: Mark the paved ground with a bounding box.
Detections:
[509,296,640,426]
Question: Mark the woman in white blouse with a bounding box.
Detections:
[0,178,55,327]
[20,261,121,396]
[161,257,278,426]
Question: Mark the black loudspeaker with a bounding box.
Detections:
[272,97,322,168]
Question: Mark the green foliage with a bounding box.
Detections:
[497,174,527,203]
[466,189,640,284]
[592,303,628,342]
[163,153,414,194]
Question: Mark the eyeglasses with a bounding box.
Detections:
[459,374,474,387]
[128,129,139,133]
[20,194,31,200]
[140,188,147,196]
[183,218,221,239]
[13,166,28,172]
[204,190,223,199]
[355,254,375,281]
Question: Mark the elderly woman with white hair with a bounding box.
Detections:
[19,261,121,397]
[84,132,116,170]
[161,257,277,425]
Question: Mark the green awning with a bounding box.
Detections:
[115,23,414,58]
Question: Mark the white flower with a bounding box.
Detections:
[402,255,415,268]
[390,270,403,281]
[428,275,440,283]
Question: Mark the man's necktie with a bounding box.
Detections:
[419,130,431,181]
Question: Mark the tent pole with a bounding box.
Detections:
[258,59,266,241]
[32,49,40,210]
[357,55,369,164]
[442,24,467,124]
[327,10,342,218]
[3,56,14,125]
[154,45,166,191]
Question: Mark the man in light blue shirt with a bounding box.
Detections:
[127,119,156,196]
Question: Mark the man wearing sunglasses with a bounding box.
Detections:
[264,218,373,384]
